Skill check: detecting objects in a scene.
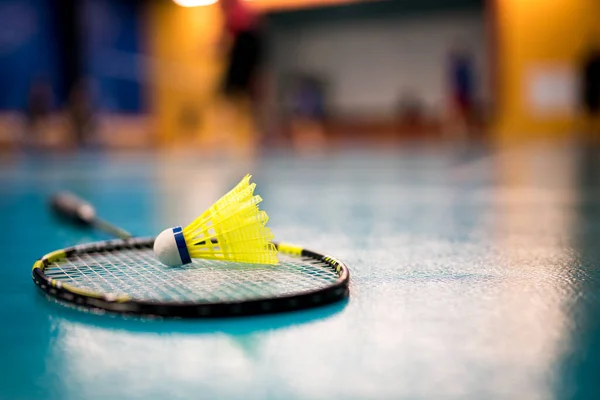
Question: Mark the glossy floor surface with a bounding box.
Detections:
[1,143,600,399]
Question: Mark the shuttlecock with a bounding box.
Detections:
[154,174,278,267]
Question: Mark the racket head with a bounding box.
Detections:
[32,238,350,318]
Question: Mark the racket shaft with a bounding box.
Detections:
[51,191,132,239]
[93,218,133,239]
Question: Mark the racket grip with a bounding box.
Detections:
[50,192,96,225]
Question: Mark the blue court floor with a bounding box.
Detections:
[1,143,600,399]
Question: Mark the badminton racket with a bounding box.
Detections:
[33,192,350,318]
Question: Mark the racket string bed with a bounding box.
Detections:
[34,239,349,318]
[43,249,340,303]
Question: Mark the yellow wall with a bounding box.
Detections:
[146,1,224,147]
[495,0,600,142]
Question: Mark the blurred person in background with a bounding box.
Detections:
[287,74,328,153]
[66,78,97,148]
[24,76,53,148]
[446,45,477,141]
[581,42,600,145]
[219,0,263,101]
[212,0,265,153]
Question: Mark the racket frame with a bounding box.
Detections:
[32,238,350,318]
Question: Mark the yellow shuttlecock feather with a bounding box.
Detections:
[153,175,278,267]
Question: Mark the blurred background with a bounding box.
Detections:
[4,2,600,398]
[1,0,598,156]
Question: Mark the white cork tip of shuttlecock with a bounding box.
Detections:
[154,228,184,267]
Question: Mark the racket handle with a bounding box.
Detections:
[50,192,96,226]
